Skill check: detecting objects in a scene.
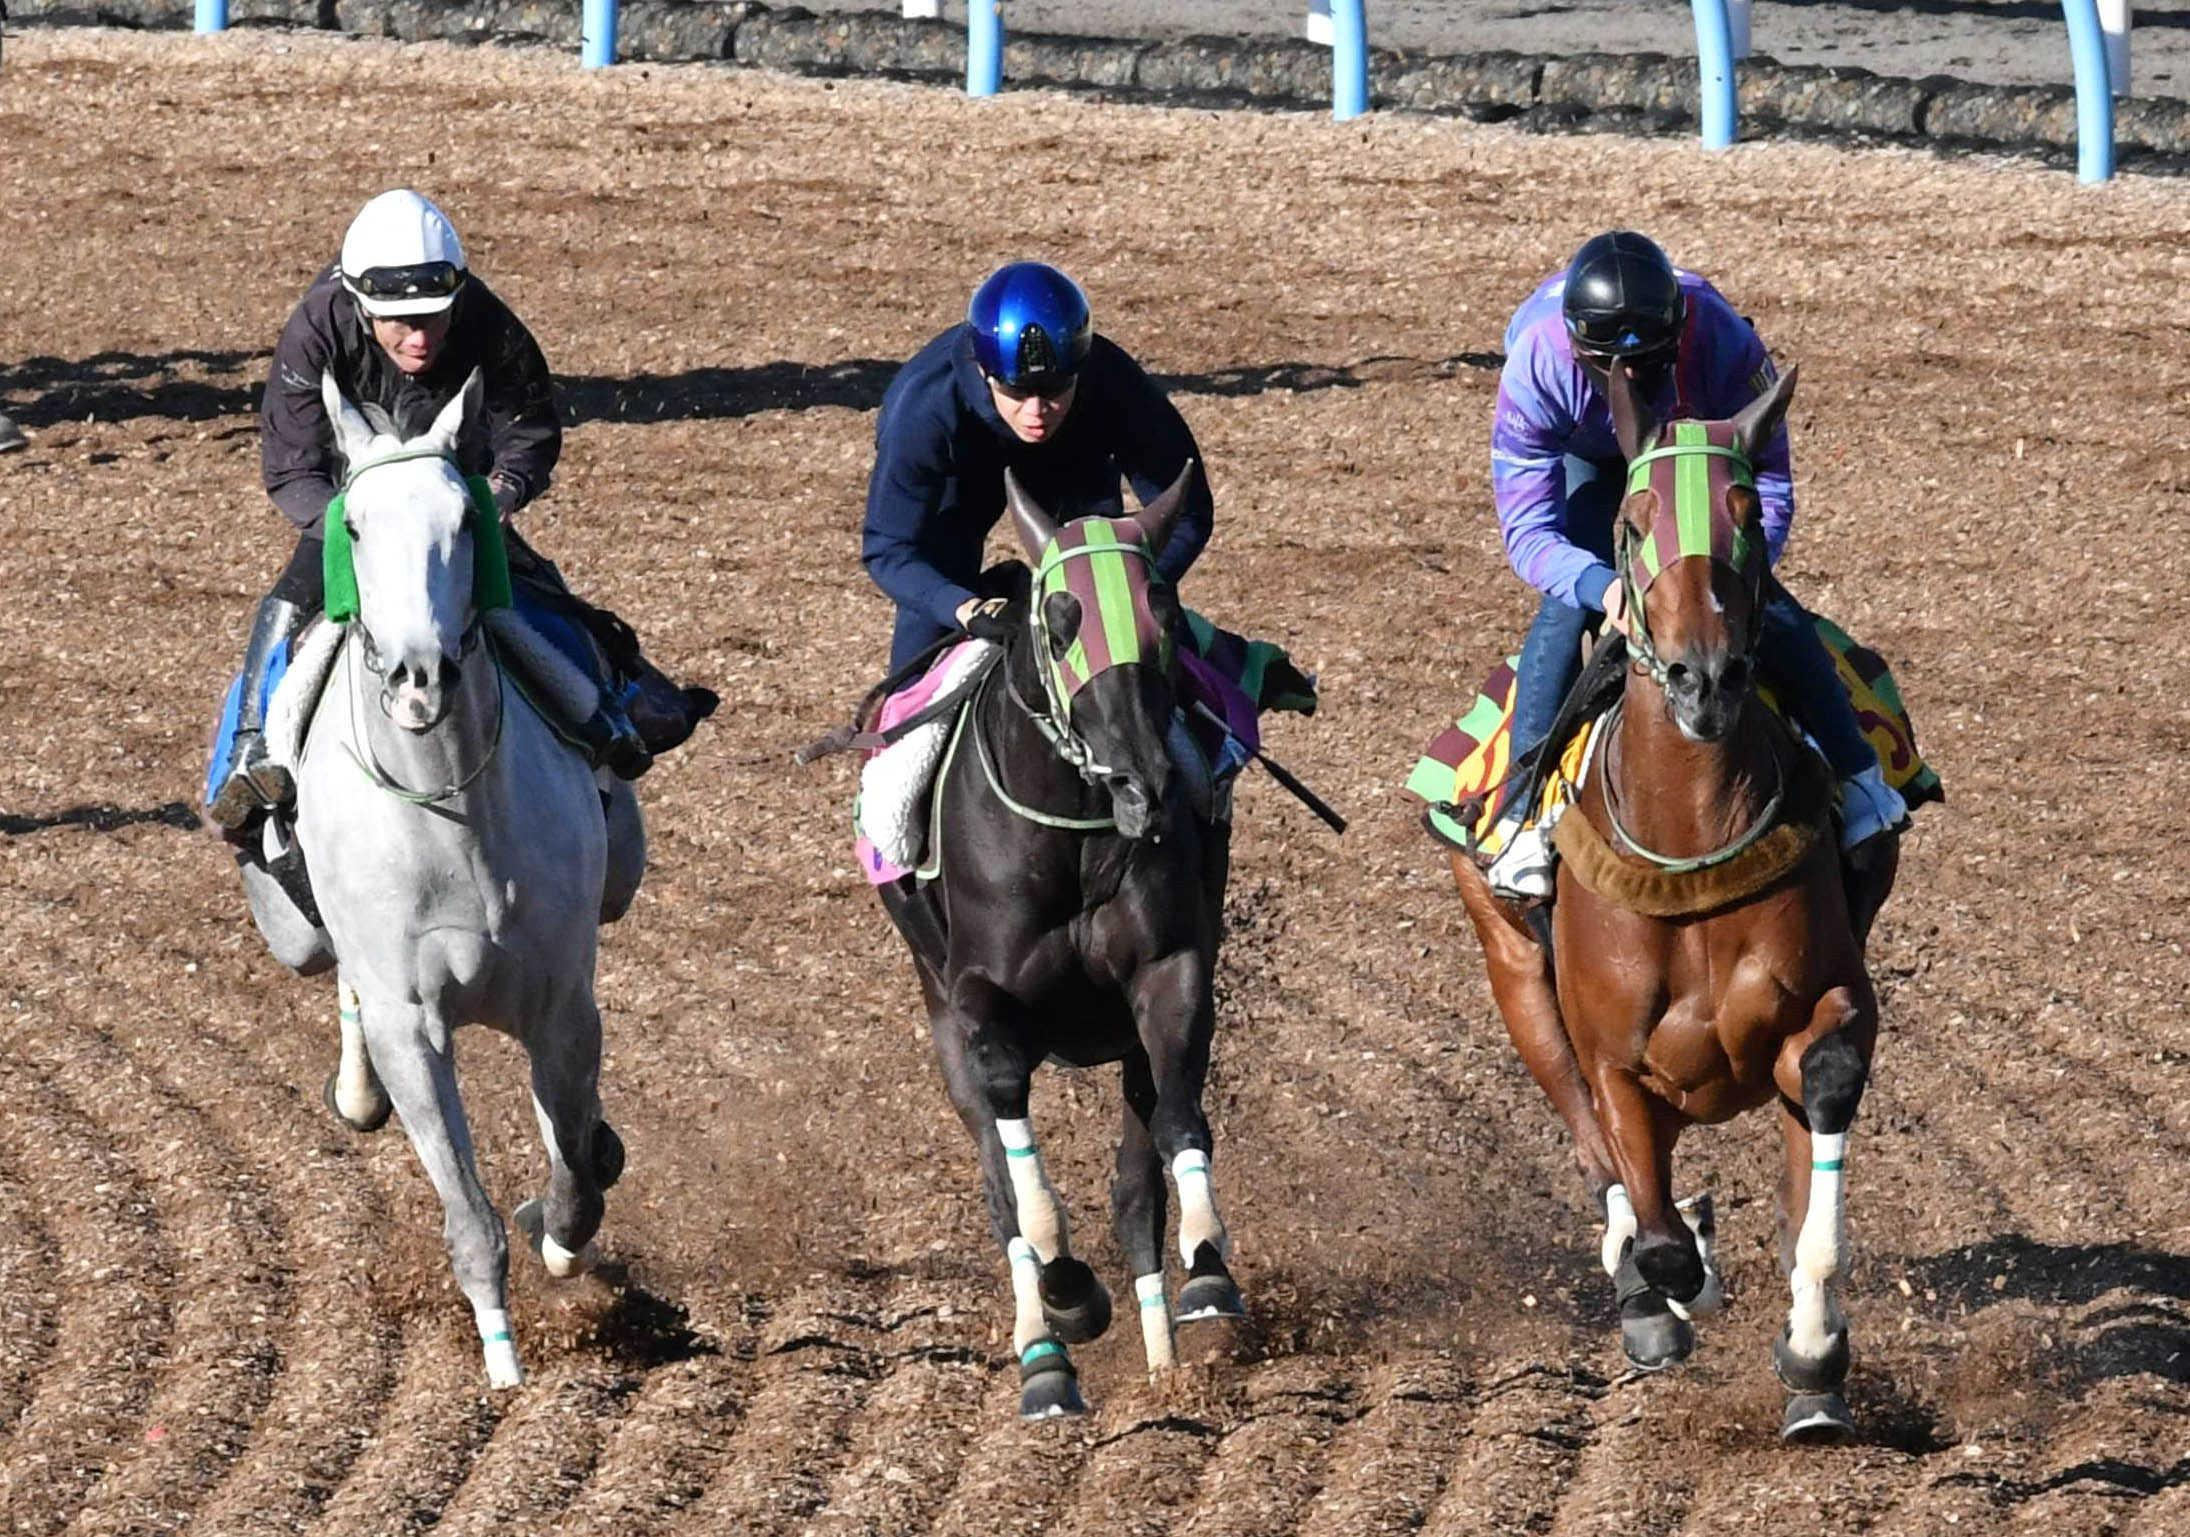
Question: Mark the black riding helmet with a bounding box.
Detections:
[1562,231,1685,360]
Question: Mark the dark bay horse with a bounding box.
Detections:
[879,465,1243,1420]
[1451,365,1899,1444]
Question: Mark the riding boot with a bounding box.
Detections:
[208,595,306,830]
[573,693,654,780]
[620,657,720,756]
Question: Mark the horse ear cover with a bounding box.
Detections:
[321,477,512,624]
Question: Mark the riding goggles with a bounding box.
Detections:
[346,261,466,310]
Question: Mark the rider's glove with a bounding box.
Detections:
[958,596,1013,644]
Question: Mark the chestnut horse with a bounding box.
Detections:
[1451,364,1899,1444]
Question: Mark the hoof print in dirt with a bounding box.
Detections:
[1038,1257,1113,1344]
[1175,1241,1246,1323]
[1781,1392,1857,1445]
[321,1069,392,1133]
[1018,1340,1086,1420]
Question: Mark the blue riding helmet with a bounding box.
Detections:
[968,262,1093,393]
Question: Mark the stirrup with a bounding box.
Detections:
[208,732,277,829]
[578,708,653,780]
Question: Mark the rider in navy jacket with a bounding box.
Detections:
[863,263,1213,671]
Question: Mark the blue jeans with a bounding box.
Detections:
[1510,458,1878,779]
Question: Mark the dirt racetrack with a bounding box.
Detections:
[2,26,2187,1535]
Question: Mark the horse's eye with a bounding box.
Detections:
[1042,591,1082,658]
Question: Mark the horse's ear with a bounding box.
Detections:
[322,372,378,468]
[1608,362,1658,465]
[1006,469,1059,559]
[1131,459,1196,559]
[423,368,484,456]
[1731,362,1798,460]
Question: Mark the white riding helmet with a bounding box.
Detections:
[339,190,468,318]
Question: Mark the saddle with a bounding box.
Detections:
[1408,611,1942,870]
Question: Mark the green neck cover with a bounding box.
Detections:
[322,475,512,624]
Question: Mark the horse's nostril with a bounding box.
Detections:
[1666,662,1691,687]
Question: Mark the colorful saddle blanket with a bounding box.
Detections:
[1406,614,1942,854]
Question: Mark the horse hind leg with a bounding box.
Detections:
[323,973,392,1133]
[367,1002,521,1388]
[514,992,611,1281]
[1773,1001,1871,1444]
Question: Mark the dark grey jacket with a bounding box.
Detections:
[259,266,561,532]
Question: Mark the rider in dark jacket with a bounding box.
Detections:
[863,261,1213,672]
[208,190,707,829]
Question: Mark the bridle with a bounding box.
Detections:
[334,446,506,807]
[1601,430,1783,873]
[970,528,1177,833]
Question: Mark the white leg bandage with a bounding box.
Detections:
[476,1305,523,1389]
[1007,1236,1047,1355]
[1599,1184,1636,1279]
[333,979,384,1124]
[1171,1148,1228,1266]
[1787,1133,1849,1360]
[1136,1272,1175,1372]
[997,1118,1069,1263]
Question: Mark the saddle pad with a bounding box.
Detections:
[855,640,989,885]
[1407,615,1941,854]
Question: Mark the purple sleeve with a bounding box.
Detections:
[1490,339,1615,611]
[1698,294,1795,563]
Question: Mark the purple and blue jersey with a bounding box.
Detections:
[1490,270,1793,611]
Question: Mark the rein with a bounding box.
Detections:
[1598,700,1786,874]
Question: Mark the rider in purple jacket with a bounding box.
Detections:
[1485,231,1906,899]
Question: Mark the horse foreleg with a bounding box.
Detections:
[1131,953,1243,1325]
[366,1001,520,1388]
[515,988,611,1281]
[1451,856,1619,1203]
[932,980,1095,1418]
[1771,989,1872,1442]
[1113,1048,1174,1373]
[1593,1068,1699,1370]
[324,971,392,1133]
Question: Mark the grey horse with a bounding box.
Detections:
[276,370,639,1387]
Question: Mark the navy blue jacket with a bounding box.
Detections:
[862,324,1213,656]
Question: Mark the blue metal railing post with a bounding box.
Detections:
[582,0,619,69]
[968,2,1004,97]
[195,0,229,33]
[1689,0,1737,150]
[2063,0,2116,182]
[1331,0,1368,121]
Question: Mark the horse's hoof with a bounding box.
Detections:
[322,1069,392,1133]
[483,1338,525,1390]
[1619,1307,1696,1371]
[513,1198,594,1280]
[1773,1326,1851,1394]
[1018,1340,1086,1420]
[1177,1241,1246,1323]
[1038,1257,1113,1345]
[593,1121,626,1190]
[1781,1392,1856,1445]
